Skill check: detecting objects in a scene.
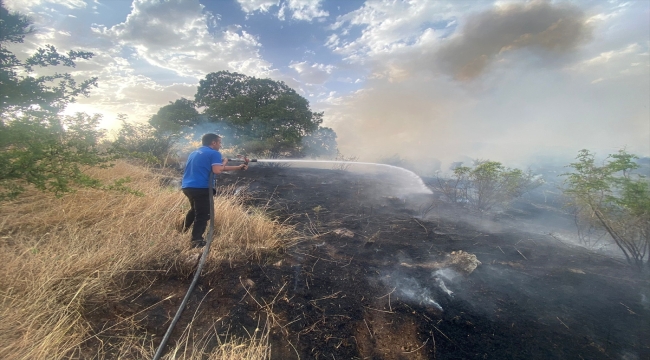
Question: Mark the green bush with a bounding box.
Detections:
[562,149,649,269]
[111,115,178,167]
[0,3,114,200]
[435,160,543,211]
[0,113,110,200]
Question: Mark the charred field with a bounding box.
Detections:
[130,166,649,359]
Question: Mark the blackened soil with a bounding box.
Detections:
[97,166,650,360]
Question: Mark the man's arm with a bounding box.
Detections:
[212,162,248,174]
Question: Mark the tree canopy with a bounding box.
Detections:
[148,98,199,134]
[0,4,97,116]
[193,70,329,156]
[435,160,543,211]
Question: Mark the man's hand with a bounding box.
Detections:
[240,164,248,171]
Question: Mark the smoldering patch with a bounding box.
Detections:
[434,276,453,298]
[380,274,444,311]
[432,267,463,298]
[378,251,482,311]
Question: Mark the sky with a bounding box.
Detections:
[5,0,650,169]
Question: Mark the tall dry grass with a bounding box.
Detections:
[0,161,292,359]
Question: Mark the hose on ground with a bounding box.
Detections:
[152,172,216,360]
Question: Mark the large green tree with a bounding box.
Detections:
[0,2,109,200]
[148,98,199,133]
[194,71,325,156]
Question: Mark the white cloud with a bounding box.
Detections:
[581,43,640,66]
[237,0,328,21]
[64,53,198,130]
[571,43,648,84]
[63,51,197,128]
[325,33,339,48]
[289,61,335,84]
[284,0,328,21]
[5,0,86,13]
[237,0,279,13]
[74,0,278,125]
[328,0,479,62]
[91,0,272,79]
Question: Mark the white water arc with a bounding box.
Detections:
[256,159,432,194]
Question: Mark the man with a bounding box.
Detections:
[181,133,248,248]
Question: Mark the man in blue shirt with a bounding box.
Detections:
[181,133,248,248]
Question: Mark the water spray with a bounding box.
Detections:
[226,158,432,194]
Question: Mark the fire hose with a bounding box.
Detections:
[226,157,258,163]
[152,170,216,360]
[153,155,254,359]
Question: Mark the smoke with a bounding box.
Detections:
[325,1,649,174]
[174,119,241,162]
[435,1,591,80]
[378,265,470,312]
[380,273,443,311]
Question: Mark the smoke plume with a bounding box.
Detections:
[436,1,592,80]
[325,1,649,173]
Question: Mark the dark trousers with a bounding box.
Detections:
[182,188,212,241]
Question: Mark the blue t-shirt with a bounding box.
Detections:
[181,146,223,189]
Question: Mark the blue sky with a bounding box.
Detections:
[5,0,649,166]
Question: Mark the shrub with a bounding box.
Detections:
[562,149,649,269]
[0,113,111,200]
[435,160,543,211]
[111,115,178,167]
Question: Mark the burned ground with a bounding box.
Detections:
[100,166,649,359]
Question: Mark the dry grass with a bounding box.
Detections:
[163,315,272,360]
[0,161,291,359]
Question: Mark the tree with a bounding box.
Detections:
[194,71,326,156]
[434,160,543,211]
[0,2,108,200]
[562,149,649,269]
[112,115,177,167]
[0,4,97,116]
[300,126,337,157]
[148,98,199,133]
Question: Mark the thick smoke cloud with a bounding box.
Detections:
[436,1,592,80]
[325,1,649,174]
